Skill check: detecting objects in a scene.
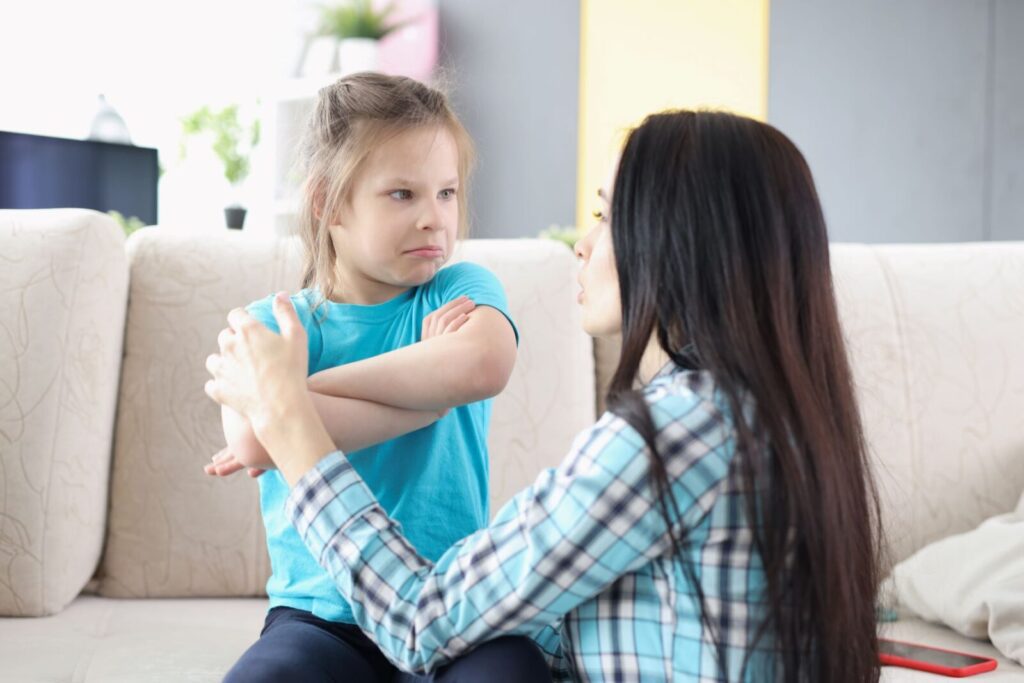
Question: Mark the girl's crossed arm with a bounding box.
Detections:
[307,302,517,412]
[208,296,479,476]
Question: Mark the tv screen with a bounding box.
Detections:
[0,130,158,225]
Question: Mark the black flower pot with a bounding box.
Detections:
[225,205,247,230]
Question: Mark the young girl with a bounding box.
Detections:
[208,73,551,682]
[208,110,882,682]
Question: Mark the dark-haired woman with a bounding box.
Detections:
[205,110,881,682]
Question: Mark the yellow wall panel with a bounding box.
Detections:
[577,0,769,228]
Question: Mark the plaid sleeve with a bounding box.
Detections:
[285,389,732,674]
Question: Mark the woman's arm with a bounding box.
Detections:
[307,306,517,411]
[275,402,732,674]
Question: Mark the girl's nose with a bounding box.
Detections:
[417,201,442,231]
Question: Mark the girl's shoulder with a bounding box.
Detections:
[430,260,499,288]
[245,290,322,335]
[424,261,507,308]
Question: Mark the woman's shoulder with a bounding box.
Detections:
[609,367,734,450]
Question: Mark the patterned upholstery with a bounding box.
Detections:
[0,210,127,617]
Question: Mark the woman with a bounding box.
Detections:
[205,110,881,682]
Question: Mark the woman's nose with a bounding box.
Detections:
[574,233,590,261]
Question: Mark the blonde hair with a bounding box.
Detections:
[296,72,475,304]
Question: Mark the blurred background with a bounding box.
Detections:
[0,0,1020,243]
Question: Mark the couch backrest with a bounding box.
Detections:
[831,243,1024,566]
[593,243,1024,568]
[0,210,128,616]
[96,231,595,598]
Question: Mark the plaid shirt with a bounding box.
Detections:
[286,365,778,681]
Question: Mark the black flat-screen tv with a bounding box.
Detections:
[0,130,158,225]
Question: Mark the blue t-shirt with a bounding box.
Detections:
[247,262,516,623]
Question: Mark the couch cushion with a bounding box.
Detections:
[0,595,266,682]
[0,210,128,616]
[97,231,298,598]
[833,242,1024,566]
[97,233,595,598]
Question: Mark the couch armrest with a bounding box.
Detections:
[0,209,128,616]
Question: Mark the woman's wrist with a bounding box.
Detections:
[252,391,337,486]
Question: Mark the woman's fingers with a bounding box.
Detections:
[272,292,303,341]
[217,327,233,350]
[204,378,221,403]
[226,307,255,334]
[205,353,221,376]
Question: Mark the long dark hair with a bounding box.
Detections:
[606,110,880,682]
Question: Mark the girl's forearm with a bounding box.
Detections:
[308,310,516,411]
[222,394,444,464]
[310,392,445,453]
[222,406,277,469]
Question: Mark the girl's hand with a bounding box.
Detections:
[421,296,475,340]
[204,447,266,478]
[205,292,309,436]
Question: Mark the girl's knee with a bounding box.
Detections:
[440,636,552,683]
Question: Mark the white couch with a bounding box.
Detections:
[1,209,1022,681]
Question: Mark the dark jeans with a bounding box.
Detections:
[224,606,553,683]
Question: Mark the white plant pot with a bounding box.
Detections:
[338,38,380,76]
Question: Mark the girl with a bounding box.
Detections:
[210,73,551,682]
[207,110,882,682]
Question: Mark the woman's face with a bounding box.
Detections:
[574,160,622,337]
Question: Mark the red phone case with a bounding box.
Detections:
[879,638,998,677]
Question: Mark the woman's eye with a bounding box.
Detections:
[439,188,457,200]
[592,209,606,221]
[389,190,413,200]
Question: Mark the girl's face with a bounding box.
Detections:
[574,159,622,337]
[329,125,460,304]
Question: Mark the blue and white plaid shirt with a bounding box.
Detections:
[286,365,779,681]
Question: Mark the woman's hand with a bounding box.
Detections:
[205,292,335,485]
[205,292,309,439]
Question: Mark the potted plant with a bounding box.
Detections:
[317,0,407,75]
[180,105,261,229]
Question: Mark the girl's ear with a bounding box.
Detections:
[307,180,326,222]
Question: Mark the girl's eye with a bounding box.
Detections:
[439,188,457,200]
[592,209,606,222]
[389,190,413,200]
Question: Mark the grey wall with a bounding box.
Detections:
[437,0,579,239]
[769,0,1024,243]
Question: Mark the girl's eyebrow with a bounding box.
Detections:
[381,177,460,187]
[597,188,608,201]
